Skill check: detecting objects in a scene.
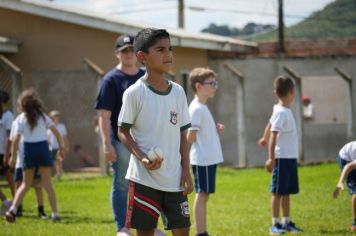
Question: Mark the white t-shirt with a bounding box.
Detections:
[9,118,24,168]
[270,104,298,159]
[339,141,356,162]
[188,99,223,166]
[14,112,53,143]
[118,78,191,192]
[48,123,67,150]
[0,110,14,154]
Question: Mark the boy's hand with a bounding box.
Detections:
[8,157,15,169]
[258,137,267,147]
[58,148,65,161]
[180,170,193,195]
[333,183,344,199]
[141,157,163,170]
[103,143,116,162]
[216,123,225,135]
[265,158,275,173]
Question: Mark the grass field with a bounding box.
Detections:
[0,162,353,236]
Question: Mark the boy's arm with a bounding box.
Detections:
[265,131,278,172]
[63,135,70,154]
[98,109,116,162]
[258,122,271,147]
[333,161,356,198]
[49,125,65,160]
[4,130,11,167]
[180,130,193,195]
[186,129,197,144]
[118,127,162,170]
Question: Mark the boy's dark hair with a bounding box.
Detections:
[274,75,295,97]
[133,28,170,54]
[189,67,217,93]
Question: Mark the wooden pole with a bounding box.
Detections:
[224,63,246,167]
[283,66,304,162]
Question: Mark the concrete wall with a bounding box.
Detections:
[0,7,208,170]
[208,56,356,167]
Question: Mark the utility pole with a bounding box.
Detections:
[278,0,286,54]
[178,0,184,29]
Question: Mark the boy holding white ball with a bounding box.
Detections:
[186,68,224,236]
[118,28,193,236]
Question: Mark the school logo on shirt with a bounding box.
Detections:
[180,201,190,217]
[170,111,177,125]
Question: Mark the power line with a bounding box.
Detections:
[188,5,355,24]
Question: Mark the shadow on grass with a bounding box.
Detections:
[319,229,350,235]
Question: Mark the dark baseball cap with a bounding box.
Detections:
[115,35,134,51]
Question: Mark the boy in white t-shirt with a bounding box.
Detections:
[265,76,302,235]
[333,141,356,231]
[118,28,193,236]
[186,68,224,236]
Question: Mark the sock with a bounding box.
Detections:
[272,217,280,225]
[9,206,17,214]
[282,217,290,224]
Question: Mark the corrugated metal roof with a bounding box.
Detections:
[0,0,257,52]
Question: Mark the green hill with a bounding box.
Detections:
[249,0,356,42]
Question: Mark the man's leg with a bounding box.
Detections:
[111,139,131,231]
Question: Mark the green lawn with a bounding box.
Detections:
[0,163,352,236]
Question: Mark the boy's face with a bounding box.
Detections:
[140,38,173,73]
[116,47,136,66]
[197,76,218,98]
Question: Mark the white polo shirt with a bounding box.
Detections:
[118,78,191,192]
[339,141,356,162]
[14,112,53,143]
[188,99,223,166]
[270,104,298,159]
[0,110,14,154]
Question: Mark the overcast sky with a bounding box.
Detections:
[53,0,336,32]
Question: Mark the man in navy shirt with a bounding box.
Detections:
[96,35,145,236]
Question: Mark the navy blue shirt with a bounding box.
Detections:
[95,67,145,141]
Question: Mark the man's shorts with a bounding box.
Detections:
[337,156,356,194]
[125,181,191,231]
[0,154,9,175]
[270,158,299,195]
[23,141,53,169]
[192,164,217,193]
[14,167,41,182]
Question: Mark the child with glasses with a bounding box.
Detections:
[186,67,224,236]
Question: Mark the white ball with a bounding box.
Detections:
[147,147,164,161]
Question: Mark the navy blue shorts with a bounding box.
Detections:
[192,164,217,193]
[14,167,41,182]
[337,156,356,194]
[23,141,53,169]
[270,159,299,195]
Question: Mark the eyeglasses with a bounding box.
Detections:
[202,80,218,89]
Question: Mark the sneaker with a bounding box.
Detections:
[270,223,285,235]
[5,210,16,223]
[38,206,48,220]
[51,214,61,222]
[282,221,302,233]
[117,227,132,236]
[16,205,23,217]
[351,224,356,232]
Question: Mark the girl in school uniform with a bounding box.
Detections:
[5,89,64,223]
